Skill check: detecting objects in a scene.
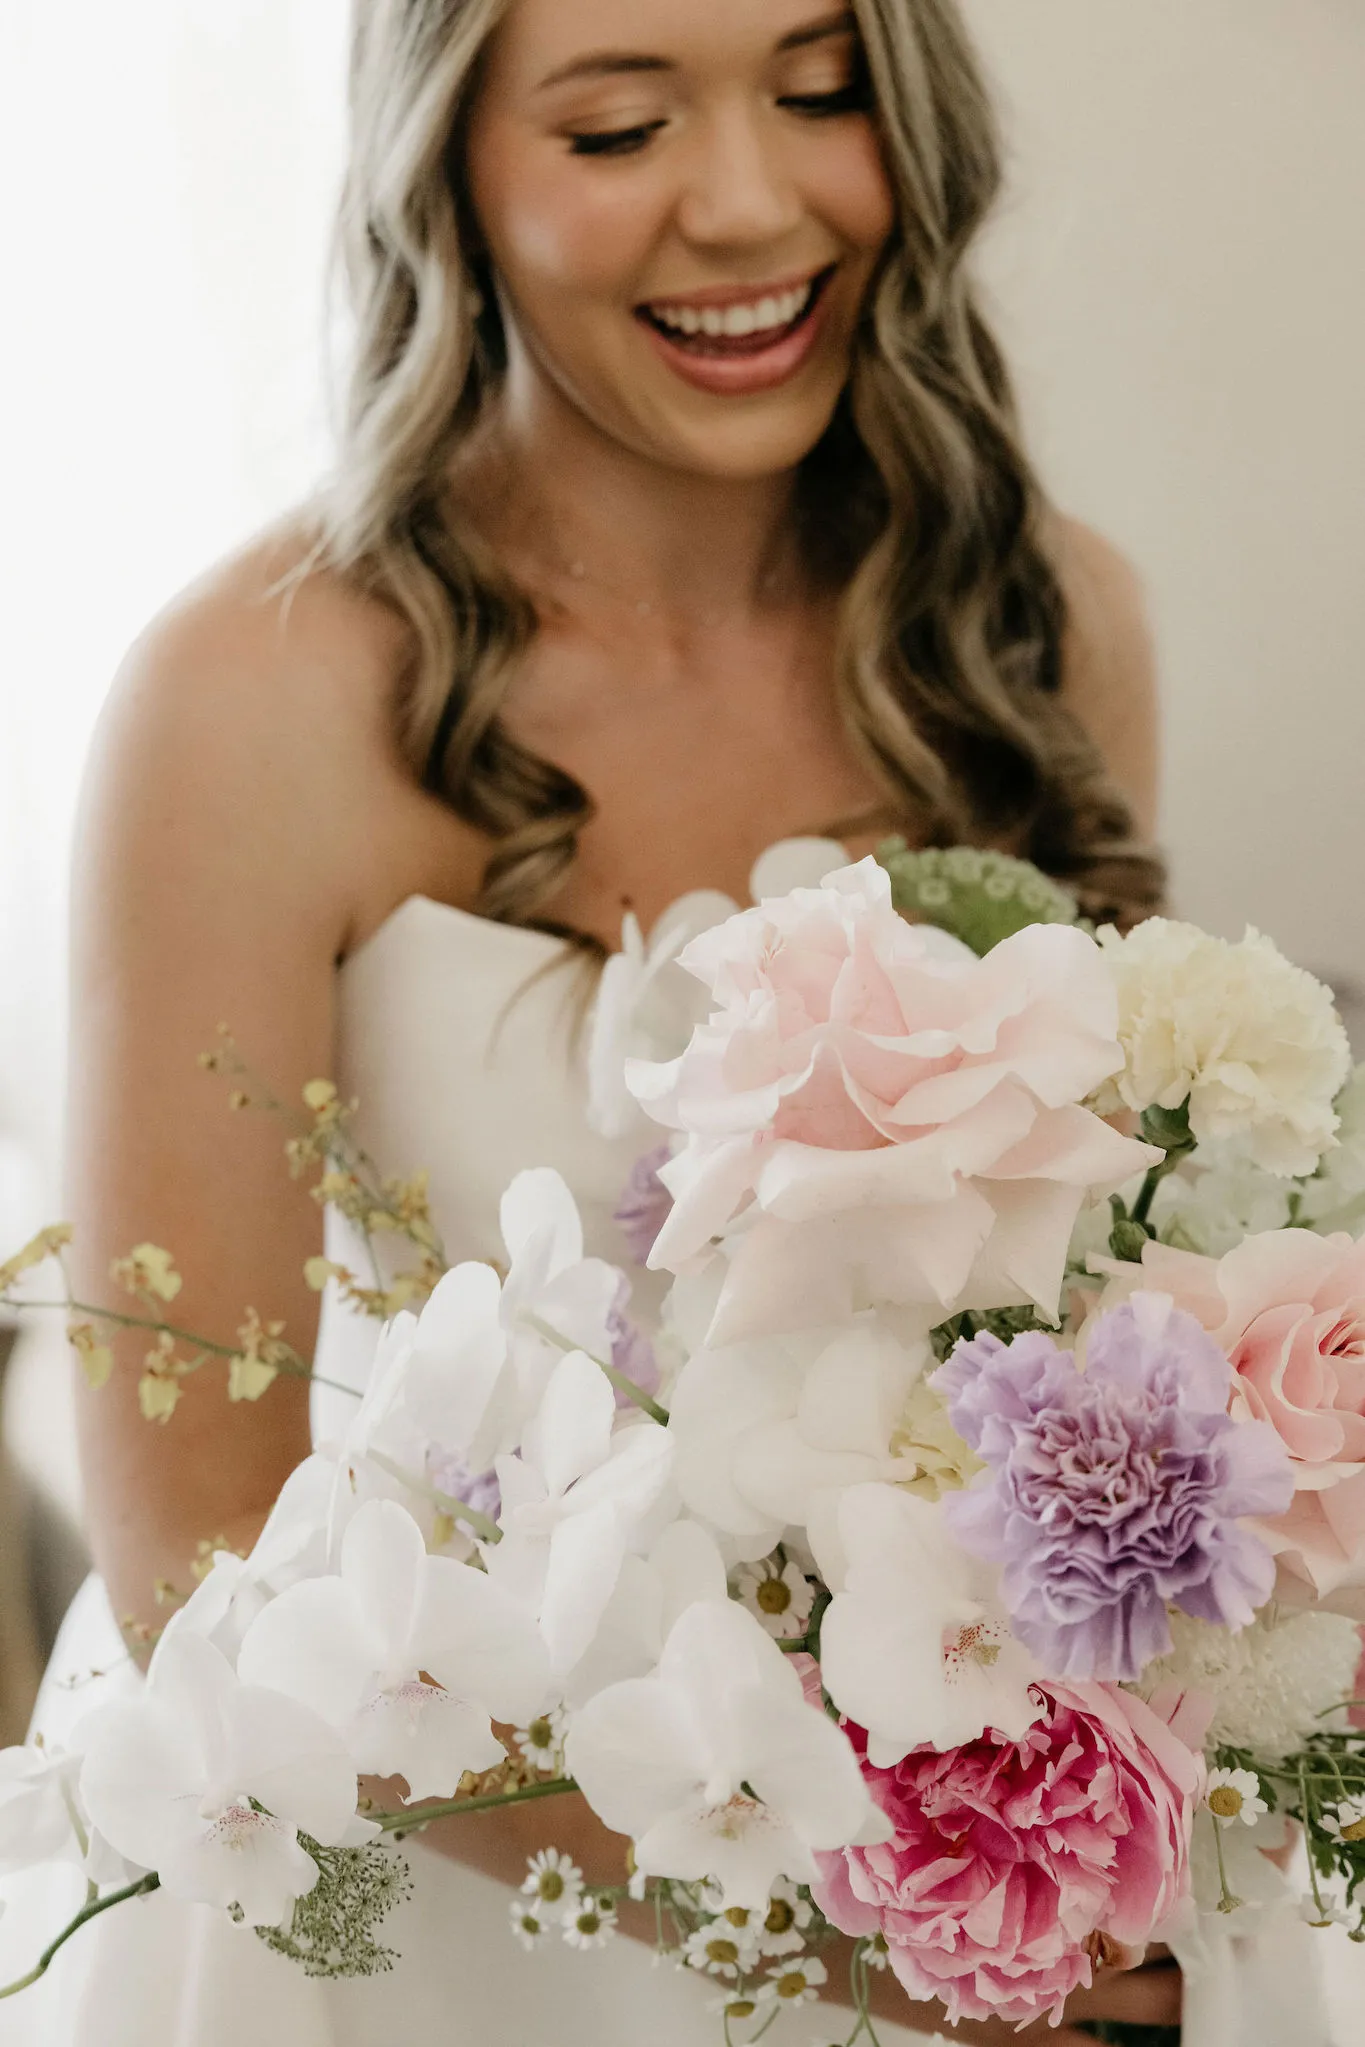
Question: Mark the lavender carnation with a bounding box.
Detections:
[932,1293,1294,1681]
[614,1144,674,1265]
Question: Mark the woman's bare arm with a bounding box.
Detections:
[66,554,398,1630]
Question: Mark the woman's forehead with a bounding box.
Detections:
[485,0,859,93]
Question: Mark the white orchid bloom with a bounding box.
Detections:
[79,1631,361,1928]
[168,1454,340,1664]
[486,1350,675,1677]
[0,1745,85,1876]
[817,1482,1042,1764]
[237,1500,549,1802]
[566,1599,889,1911]
[588,892,739,1140]
[406,1170,622,1472]
[563,1518,730,1709]
[668,1320,930,1561]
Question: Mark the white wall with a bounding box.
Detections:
[965,0,1365,1013]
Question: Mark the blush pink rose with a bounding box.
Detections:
[811,1681,1199,2030]
[1128,1234,1365,1605]
[627,859,1159,1345]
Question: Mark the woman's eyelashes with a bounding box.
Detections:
[567,120,668,158]
[563,71,873,158]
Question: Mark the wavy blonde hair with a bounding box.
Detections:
[317,0,1165,932]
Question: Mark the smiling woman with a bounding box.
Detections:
[472,4,889,415]
[7,1,1183,2044]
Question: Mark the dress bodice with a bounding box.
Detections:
[333,896,646,1266]
[312,895,659,1436]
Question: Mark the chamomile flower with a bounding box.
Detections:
[683,1920,760,1979]
[562,1895,618,1950]
[1205,1767,1268,1828]
[522,1846,583,1909]
[757,1956,828,2008]
[509,1900,547,1950]
[734,1557,815,1641]
[859,1930,891,1971]
[515,1704,569,1775]
[756,1877,814,1957]
[709,1993,761,2025]
[1300,1890,1352,1929]
[1321,1795,1365,1845]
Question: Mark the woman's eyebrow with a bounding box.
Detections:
[534,10,857,93]
[535,53,673,93]
[776,9,859,56]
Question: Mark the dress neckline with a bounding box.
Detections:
[340,836,852,977]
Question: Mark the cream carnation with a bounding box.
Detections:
[1096,919,1350,1177]
[1134,1607,1362,1758]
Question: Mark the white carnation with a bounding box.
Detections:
[1298,1065,1365,1233]
[1096,919,1351,1176]
[1149,1157,1294,1257]
[1136,1608,1361,1758]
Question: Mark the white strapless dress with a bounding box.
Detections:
[0,892,1353,2044]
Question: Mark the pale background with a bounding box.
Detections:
[1,0,1363,1559]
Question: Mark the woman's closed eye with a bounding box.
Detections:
[567,120,668,158]
[778,79,872,118]
[565,76,871,158]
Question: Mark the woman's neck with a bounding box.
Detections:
[465,374,809,623]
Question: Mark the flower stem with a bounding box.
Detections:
[374,1775,578,1835]
[21,1299,361,1401]
[0,1874,160,1999]
[366,1451,502,1545]
[525,1314,670,1427]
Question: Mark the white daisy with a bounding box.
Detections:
[509,1899,547,1950]
[1321,1794,1365,1845]
[683,1919,761,1979]
[1206,1767,1269,1828]
[734,1557,816,1641]
[860,1930,891,1971]
[515,1704,569,1774]
[562,1896,619,1950]
[1300,1890,1351,1929]
[757,1956,828,2008]
[708,1992,761,2023]
[522,1846,583,1908]
[756,1877,814,1958]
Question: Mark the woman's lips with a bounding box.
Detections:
[634,267,837,398]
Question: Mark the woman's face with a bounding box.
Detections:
[465,0,896,480]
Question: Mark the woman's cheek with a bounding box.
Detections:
[493,164,667,301]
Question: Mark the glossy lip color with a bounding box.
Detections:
[634,266,837,398]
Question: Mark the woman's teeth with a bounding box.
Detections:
[647,280,814,342]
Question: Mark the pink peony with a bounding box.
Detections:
[628,860,1159,1345]
[1122,1233,1365,1605]
[811,1681,1199,2030]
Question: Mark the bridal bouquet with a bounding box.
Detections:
[4,844,1365,2042]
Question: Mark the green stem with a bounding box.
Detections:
[1300,1760,1329,1920]
[21,1300,361,1401]
[1130,1148,1192,1228]
[525,1314,670,1427]
[366,1451,502,1545]
[0,1874,160,1999]
[374,1775,578,1835]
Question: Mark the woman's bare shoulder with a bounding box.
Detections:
[1049,514,1161,837]
[82,519,471,959]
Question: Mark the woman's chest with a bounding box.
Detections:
[499,612,887,935]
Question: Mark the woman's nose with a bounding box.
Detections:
[674,102,804,250]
